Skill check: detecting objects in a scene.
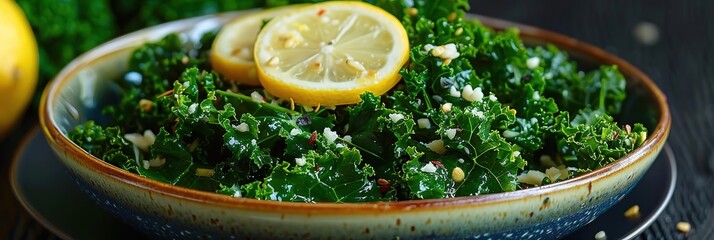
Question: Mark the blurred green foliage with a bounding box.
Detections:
[17,0,319,109]
[17,0,116,107]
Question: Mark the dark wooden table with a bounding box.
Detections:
[3,0,712,239]
[474,0,713,239]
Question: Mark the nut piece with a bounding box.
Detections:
[447,12,457,22]
[451,167,465,183]
[594,231,607,240]
[407,8,418,17]
[455,27,464,36]
[195,168,215,177]
[441,102,453,113]
[676,222,691,233]
[431,46,446,57]
[139,99,154,112]
[624,205,640,219]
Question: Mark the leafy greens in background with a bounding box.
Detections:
[64,0,648,202]
[17,0,326,109]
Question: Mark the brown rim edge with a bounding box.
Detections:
[39,12,671,214]
[9,126,72,240]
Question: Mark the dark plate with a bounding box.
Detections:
[9,128,144,240]
[566,144,676,240]
[10,128,675,239]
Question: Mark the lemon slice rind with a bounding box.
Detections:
[254,1,409,106]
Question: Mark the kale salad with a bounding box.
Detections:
[68,0,648,203]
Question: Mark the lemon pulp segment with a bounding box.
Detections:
[254,2,409,106]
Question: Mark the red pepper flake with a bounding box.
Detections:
[315,163,320,172]
[612,131,620,140]
[309,131,318,146]
[168,118,179,134]
[317,9,326,16]
[377,178,390,194]
[430,160,445,169]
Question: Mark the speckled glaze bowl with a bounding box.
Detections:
[39,11,670,239]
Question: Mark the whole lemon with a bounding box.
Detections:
[0,0,38,139]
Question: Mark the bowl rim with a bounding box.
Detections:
[39,11,671,213]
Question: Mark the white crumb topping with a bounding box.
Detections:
[428,43,460,66]
[449,85,461,97]
[188,103,198,114]
[323,128,338,143]
[149,155,166,167]
[295,157,307,166]
[233,122,250,132]
[462,85,484,102]
[388,113,405,123]
[533,91,541,100]
[503,130,520,138]
[517,170,547,185]
[425,139,446,154]
[420,162,438,173]
[424,44,435,52]
[470,109,485,119]
[417,118,431,129]
[526,57,541,69]
[124,129,157,152]
[250,91,265,103]
[445,128,457,139]
[545,167,561,181]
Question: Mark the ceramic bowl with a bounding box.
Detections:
[39,11,671,239]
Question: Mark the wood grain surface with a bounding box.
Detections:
[2,1,711,239]
[473,0,713,239]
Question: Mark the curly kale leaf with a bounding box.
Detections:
[472,28,529,103]
[165,68,292,188]
[243,147,385,203]
[104,34,215,133]
[453,131,524,195]
[67,121,134,168]
[528,46,627,116]
[345,93,395,161]
[400,18,480,105]
[345,93,420,183]
[553,110,647,170]
[219,106,260,161]
[140,128,194,184]
[435,102,526,194]
[128,34,205,95]
[401,147,452,199]
[401,0,469,44]
[505,70,559,151]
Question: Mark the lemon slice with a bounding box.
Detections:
[211,5,300,86]
[254,1,409,106]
